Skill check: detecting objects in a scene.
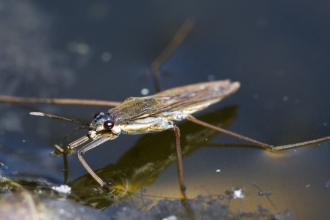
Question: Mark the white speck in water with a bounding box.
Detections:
[163,215,177,220]
[141,88,149,95]
[283,96,289,101]
[52,185,71,195]
[305,184,311,188]
[22,139,25,143]
[216,169,221,172]
[101,51,112,62]
[324,123,327,126]
[233,188,244,199]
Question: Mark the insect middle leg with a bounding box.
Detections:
[172,125,194,219]
[172,125,186,193]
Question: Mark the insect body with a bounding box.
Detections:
[89,80,239,140]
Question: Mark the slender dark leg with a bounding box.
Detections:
[187,115,330,150]
[173,125,195,220]
[150,19,195,92]
[0,95,120,106]
[63,153,69,184]
[149,19,195,203]
[173,125,186,193]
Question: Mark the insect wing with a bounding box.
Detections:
[149,80,240,115]
[109,80,240,123]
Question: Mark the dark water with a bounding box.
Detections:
[0,0,329,219]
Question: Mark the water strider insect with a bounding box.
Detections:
[28,79,329,190]
[31,79,240,188]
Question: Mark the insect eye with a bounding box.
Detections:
[103,120,114,130]
[94,112,101,119]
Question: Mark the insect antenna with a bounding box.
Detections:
[30,112,90,126]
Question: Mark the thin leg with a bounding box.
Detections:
[173,125,194,219]
[77,135,112,187]
[55,135,89,153]
[186,115,330,150]
[53,135,91,185]
[173,125,186,193]
[63,153,69,184]
[0,95,120,107]
[150,19,195,92]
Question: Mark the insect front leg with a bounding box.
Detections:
[77,135,113,187]
[53,131,90,185]
[55,134,90,154]
[186,115,330,150]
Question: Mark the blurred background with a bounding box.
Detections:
[0,0,329,219]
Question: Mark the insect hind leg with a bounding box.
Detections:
[186,115,330,150]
